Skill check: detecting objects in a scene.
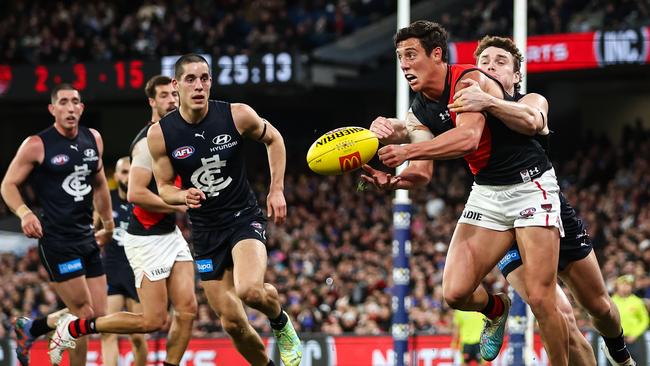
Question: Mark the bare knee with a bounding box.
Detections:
[236,285,265,308]
[443,287,469,309]
[584,297,612,320]
[140,316,165,333]
[221,315,250,339]
[174,296,198,317]
[527,291,557,318]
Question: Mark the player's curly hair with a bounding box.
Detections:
[394,20,448,61]
[474,36,524,93]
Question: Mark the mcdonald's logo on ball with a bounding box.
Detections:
[339,151,362,172]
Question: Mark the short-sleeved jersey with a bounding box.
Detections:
[410,64,551,185]
[159,100,259,231]
[126,123,177,236]
[30,126,99,241]
[103,189,132,265]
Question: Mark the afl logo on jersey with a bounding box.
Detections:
[173,146,195,159]
[51,154,70,165]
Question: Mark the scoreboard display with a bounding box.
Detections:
[0,52,297,101]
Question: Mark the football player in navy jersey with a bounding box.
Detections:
[362,21,569,365]
[48,76,196,366]
[1,84,111,366]
[101,157,147,366]
[146,54,301,366]
[445,35,634,366]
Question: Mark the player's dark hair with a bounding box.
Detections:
[144,75,172,99]
[474,36,524,93]
[174,53,210,79]
[394,20,448,61]
[50,83,79,103]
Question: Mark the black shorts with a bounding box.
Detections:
[38,237,105,282]
[462,343,481,363]
[192,215,267,281]
[104,260,139,301]
[498,235,593,278]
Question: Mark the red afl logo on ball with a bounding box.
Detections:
[339,151,361,172]
[173,146,195,159]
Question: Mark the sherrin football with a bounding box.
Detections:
[307,126,379,175]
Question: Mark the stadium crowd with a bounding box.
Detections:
[0,122,648,338]
[1,0,649,65]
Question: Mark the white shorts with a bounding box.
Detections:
[123,227,193,288]
[457,168,564,236]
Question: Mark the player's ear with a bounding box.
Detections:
[148,97,155,108]
[47,103,55,116]
[79,102,85,113]
[514,70,522,84]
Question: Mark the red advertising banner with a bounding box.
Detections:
[449,27,650,73]
[29,334,547,366]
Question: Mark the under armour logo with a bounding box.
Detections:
[70,144,78,151]
[62,164,92,201]
[190,154,233,197]
[195,131,205,139]
[528,166,540,176]
[439,110,451,121]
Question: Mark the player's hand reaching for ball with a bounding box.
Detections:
[21,212,43,239]
[378,144,409,168]
[267,189,286,225]
[360,165,402,191]
[184,188,206,209]
[369,116,395,141]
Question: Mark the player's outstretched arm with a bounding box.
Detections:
[147,123,205,208]
[89,129,114,245]
[0,136,44,238]
[127,139,185,213]
[232,103,286,224]
[448,79,547,136]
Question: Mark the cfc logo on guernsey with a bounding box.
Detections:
[62,164,92,202]
[190,154,233,197]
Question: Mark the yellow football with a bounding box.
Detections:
[306,126,379,175]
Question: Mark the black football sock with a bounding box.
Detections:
[480,294,504,320]
[603,330,631,362]
[269,309,288,330]
[28,317,54,338]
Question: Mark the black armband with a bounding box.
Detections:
[258,120,268,141]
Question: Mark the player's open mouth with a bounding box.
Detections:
[192,95,205,101]
[405,74,417,83]
[65,116,76,121]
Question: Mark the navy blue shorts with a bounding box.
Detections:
[498,234,593,278]
[105,260,139,301]
[38,237,105,282]
[192,214,267,281]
